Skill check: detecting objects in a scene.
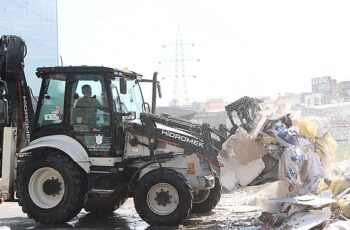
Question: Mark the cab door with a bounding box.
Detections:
[68,74,113,157]
[110,78,126,156]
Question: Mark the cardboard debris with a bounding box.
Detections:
[280,209,331,230]
[219,156,265,190]
[220,128,264,165]
[270,195,335,208]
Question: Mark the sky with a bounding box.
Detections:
[58,0,350,106]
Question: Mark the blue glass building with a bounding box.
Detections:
[0,0,58,95]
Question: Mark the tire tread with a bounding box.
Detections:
[134,168,193,226]
[17,151,86,224]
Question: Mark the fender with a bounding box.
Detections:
[20,135,91,173]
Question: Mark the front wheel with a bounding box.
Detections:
[191,177,221,213]
[17,151,87,224]
[134,168,193,226]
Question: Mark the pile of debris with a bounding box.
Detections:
[218,110,350,228]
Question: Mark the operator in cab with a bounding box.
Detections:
[74,84,106,126]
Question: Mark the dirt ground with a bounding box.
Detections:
[0,186,264,230]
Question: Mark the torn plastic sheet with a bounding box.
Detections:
[298,138,324,195]
[323,220,350,230]
[311,118,331,138]
[279,209,331,230]
[259,193,333,227]
[315,133,337,178]
[270,194,335,208]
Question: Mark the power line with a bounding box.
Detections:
[69,1,136,38]
[160,28,199,107]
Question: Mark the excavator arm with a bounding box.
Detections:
[0,35,35,200]
[0,35,35,149]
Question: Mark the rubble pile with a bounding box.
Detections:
[218,112,350,229]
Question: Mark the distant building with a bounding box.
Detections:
[157,98,231,127]
[311,76,336,104]
[311,76,336,93]
[332,81,350,103]
[304,93,322,106]
[0,0,59,95]
[302,76,350,106]
[156,106,197,120]
[201,98,229,112]
[190,111,229,128]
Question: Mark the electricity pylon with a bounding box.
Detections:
[159,29,199,107]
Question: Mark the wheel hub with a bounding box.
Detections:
[43,178,61,196]
[29,167,65,209]
[155,189,172,207]
[147,183,179,215]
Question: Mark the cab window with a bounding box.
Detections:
[112,78,144,118]
[37,75,66,127]
[70,75,110,128]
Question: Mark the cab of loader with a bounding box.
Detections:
[32,66,150,157]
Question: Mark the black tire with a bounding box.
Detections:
[134,168,193,226]
[17,151,87,224]
[191,177,221,213]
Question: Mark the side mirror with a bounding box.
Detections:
[120,77,127,95]
[157,83,162,98]
[125,111,136,120]
[152,72,158,114]
[143,102,151,113]
[0,80,8,97]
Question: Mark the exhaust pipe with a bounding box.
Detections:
[151,72,158,114]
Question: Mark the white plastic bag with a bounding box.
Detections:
[269,121,299,147]
[311,118,330,138]
[278,146,305,186]
[298,138,324,195]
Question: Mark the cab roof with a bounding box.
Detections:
[36,66,142,80]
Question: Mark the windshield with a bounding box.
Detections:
[111,78,144,118]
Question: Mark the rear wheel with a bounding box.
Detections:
[134,168,193,226]
[17,151,87,224]
[191,177,221,213]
